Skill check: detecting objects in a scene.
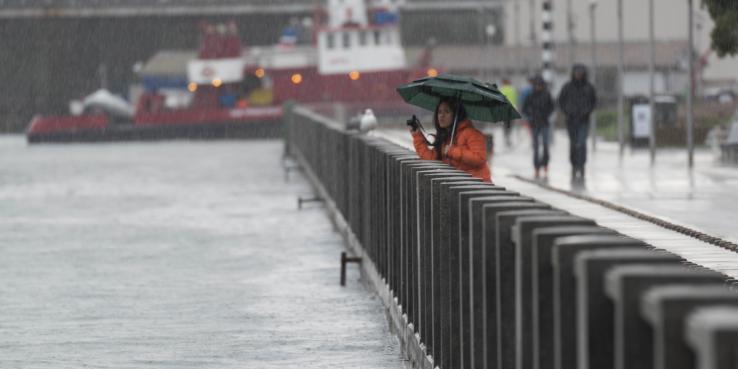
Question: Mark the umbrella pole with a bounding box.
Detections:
[449,113,459,147]
[449,94,461,146]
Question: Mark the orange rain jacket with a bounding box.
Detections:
[412,119,492,183]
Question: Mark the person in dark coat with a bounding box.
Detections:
[522,75,554,179]
[558,64,597,180]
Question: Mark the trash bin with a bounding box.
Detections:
[629,95,677,146]
[653,95,678,129]
[629,96,650,146]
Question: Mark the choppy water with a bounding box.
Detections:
[0,136,402,368]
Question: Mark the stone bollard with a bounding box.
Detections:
[641,284,738,369]
[372,144,409,276]
[400,163,448,322]
[449,189,518,369]
[419,172,471,366]
[551,235,651,369]
[480,202,559,369]
[422,184,501,355]
[574,248,682,369]
[460,194,538,369]
[387,157,423,302]
[604,264,727,369]
[530,226,617,369]
[512,216,598,369]
[382,154,417,290]
[495,208,569,369]
[422,174,478,364]
[685,306,738,369]
[437,187,514,368]
[415,181,491,355]
[417,172,467,312]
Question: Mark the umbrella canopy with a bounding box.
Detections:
[396,73,521,123]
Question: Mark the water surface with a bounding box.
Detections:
[0,136,402,368]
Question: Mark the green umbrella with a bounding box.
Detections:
[396,73,521,123]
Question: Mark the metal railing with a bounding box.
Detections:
[284,103,738,369]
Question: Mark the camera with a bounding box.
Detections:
[406,115,420,130]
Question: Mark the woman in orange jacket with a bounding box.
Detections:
[410,98,492,183]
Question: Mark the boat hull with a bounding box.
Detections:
[27,119,282,143]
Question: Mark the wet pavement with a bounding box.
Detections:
[491,126,738,245]
[380,126,738,245]
[0,136,403,368]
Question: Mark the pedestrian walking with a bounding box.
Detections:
[500,79,518,148]
[409,97,492,182]
[558,64,597,181]
[522,75,554,179]
[518,76,534,117]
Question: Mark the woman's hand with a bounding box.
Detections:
[406,115,420,133]
[443,145,450,157]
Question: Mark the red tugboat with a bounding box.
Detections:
[26,0,437,143]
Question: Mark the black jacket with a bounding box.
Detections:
[522,89,554,126]
[558,64,597,121]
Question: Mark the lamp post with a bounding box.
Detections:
[514,0,521,79]
[486,22,497,80]
[617,0,625,160]
[541,0,553,83]
[514,0,521,47]
[649,0,656,165]
[589,0,598,152]
[567,0,575,69]
[528,0,536,75]
[529,0,536,47]
[687,0,694,170]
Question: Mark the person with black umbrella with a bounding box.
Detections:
[397,74,521,184]
[408,97,492,182]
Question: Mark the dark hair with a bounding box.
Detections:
[431,97,467,159]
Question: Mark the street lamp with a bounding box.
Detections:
[567,0,575,69]
[687,0,694,170]
[529,0,536,47]
[589,0,598,152]
[484,23,496,81]
[617,0,625,160]
[649,0,656,165]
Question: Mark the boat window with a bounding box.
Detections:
[384,30,392,45]
[358,31,367,46]
[327,33,335,49]
[373,30,381,45]
[342,32,351,48]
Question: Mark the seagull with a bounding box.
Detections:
[359,108,378,133]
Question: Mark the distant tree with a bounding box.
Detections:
[702,0,738,57]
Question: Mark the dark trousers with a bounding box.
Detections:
[566,117,589,171]
[531,122,550,170]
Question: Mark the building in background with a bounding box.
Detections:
[406,41,691,103]
[3,0,733,132]
[496,0,737,96]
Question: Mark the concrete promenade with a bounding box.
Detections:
[381,126,738,245]
[493,127,738,245]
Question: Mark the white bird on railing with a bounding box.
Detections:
[359,108,378,133]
